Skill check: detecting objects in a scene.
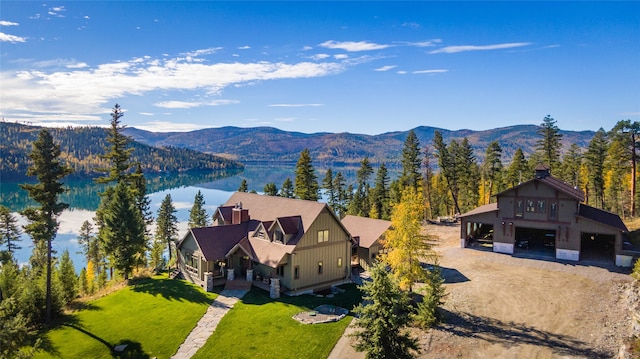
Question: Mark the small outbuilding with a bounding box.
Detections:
[460,165,635,267]
[341,215,391,270]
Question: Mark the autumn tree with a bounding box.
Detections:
[0,205,21,263]
[156,194,178,263]
[294,149,319,201]
[188,190,209,227]
[350,262,419,359]
[383,187,435,291]
[535,115,563,171]
[20,129,72,324]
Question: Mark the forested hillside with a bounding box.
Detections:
[0,122,244,181]
[123,124,595,165]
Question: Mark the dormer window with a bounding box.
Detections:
[274,229,284,244]
[257,229,266,239]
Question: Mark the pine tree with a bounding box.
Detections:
[77,220,101,274]
[560,143,583,188]
[238,179,248,192]
[20,129,72,324]
[156,194,178,263]
[585,128,608,208]
[57,249,77,304]
[504,148,528,187]
[433,131,461,215]
[349,157,374,217]
[0,205,22,261]
[131,164,153,232]
[609,120,640,217]
[535,115,563,172]
[481,141,503,205]
[280,177,294,198]
[332,171,348,217]
[351,262,419,359]
[188,190,209,227]
[100,181,146,280]
[322,168,337,212]
[456,138,480,213]
[370,163,391,220]
[412,263,446,329]
[294,149,319,201]
[263,182,278,196]
[400,130,422,190]
[96,104,133,184]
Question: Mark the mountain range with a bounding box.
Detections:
[123,125,596,166]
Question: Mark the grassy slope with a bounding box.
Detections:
[35,275,218,359]
[192,284,362,359]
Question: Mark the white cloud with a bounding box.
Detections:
[182,47,222,57]
[375,65,397,72]
[430,42,531,54]
[334,54,348,60]
[1,55,347,123]
[238,45,251,50]
[309,53,330,60]
[302,46,313,51]
[0,21,19,26]
[269,104,323,107]
[66,62,88,69]
[0,32,26,43]
[135,120,208,132]
[397,70,408,75]
[154,99,239,109]
[408,39,442,47]
[48,6,66,18]
[319,40,390,52]
[413,69,448,74]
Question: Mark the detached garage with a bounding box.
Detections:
[460,165,634,267]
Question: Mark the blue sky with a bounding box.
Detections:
[1,1,638,135]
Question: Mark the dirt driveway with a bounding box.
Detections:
[329,223,634,359]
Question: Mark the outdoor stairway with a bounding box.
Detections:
[169,268,182,279]
[223,279,252,291]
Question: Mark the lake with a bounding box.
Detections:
[0,163,370,273]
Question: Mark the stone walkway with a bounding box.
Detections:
[171,289,249,359]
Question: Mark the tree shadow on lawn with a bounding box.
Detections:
[241,283,362,312]
[129,276,219,304]
[437,309,611,358]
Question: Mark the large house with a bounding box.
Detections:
[460,165,636,267]
[341,215,391,270]
[177,192,352,296]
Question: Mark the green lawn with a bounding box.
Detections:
[35,275,219,359]
[192,284,362,359]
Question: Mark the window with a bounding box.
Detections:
[294,266,300,279]
[515,200,524,217]
[276,265,284,276]
[257,229,265,239]
[318,261,323,274]
[337,257,342,267]
[537,200,546,213]
[526,199,536,212]
[550,202,558,219]
[274,230,284,243]
[317,229,329,243]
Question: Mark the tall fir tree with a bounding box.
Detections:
[456,138,480,213]
[535,115,563,172]
[96,104,133,184]
[332,171,348,217]
[559,143,583,188]
[504,148,528,187]
[20,129,72,324]
[263,182,278,196]
[584,128,608,208]
[188,190,209,227]
[351,262,419,359]
[238,179,248,192]
[294,149,319,201]
[481,141,503,205]
[77,220,101,275]
[370,163,391,220]
[279,177,295,198]
[400,130,423,190]
[100,181,146,280]
[57,249,77,304]
[433,131,461,215]
[322,168,337,212]
[349,157,374,217]
[609,119,640,217]
[156,194,179,262]
[0,205,22,262]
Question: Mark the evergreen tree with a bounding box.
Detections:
[351,262,419,359]
[322,168,337,211]
[456,138,480,213]
[294,149,320,201]
[131,164,153,232]
[100,181,146,280]
[535,115,563,171]
[370,163,391,220]
[609,120,640,217]
[412,263,446,329]
[384,186,436,291]
[188,190,209,227]
[238,179,248,192]
[400,130,422,190]
[96,104,133,184]
[481,141,503,204]
[280,177,294,198]
[433,131,461,215]
[504,148,528,187]
[20,129,72,324]
[77,220,101,274]
[0,205,22,261]
[57,249,77,304]
[349,157,374,217]
[263,182,278,196]
[559,143,583,188]
[423,146,436,220]
[332,171,348,217]
[156,194,178,263]
[585,128,608,208]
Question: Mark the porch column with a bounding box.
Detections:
[205,272,213,292]
[270,278,280,299]
[246,269,254,282]
[227,268,235,281]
